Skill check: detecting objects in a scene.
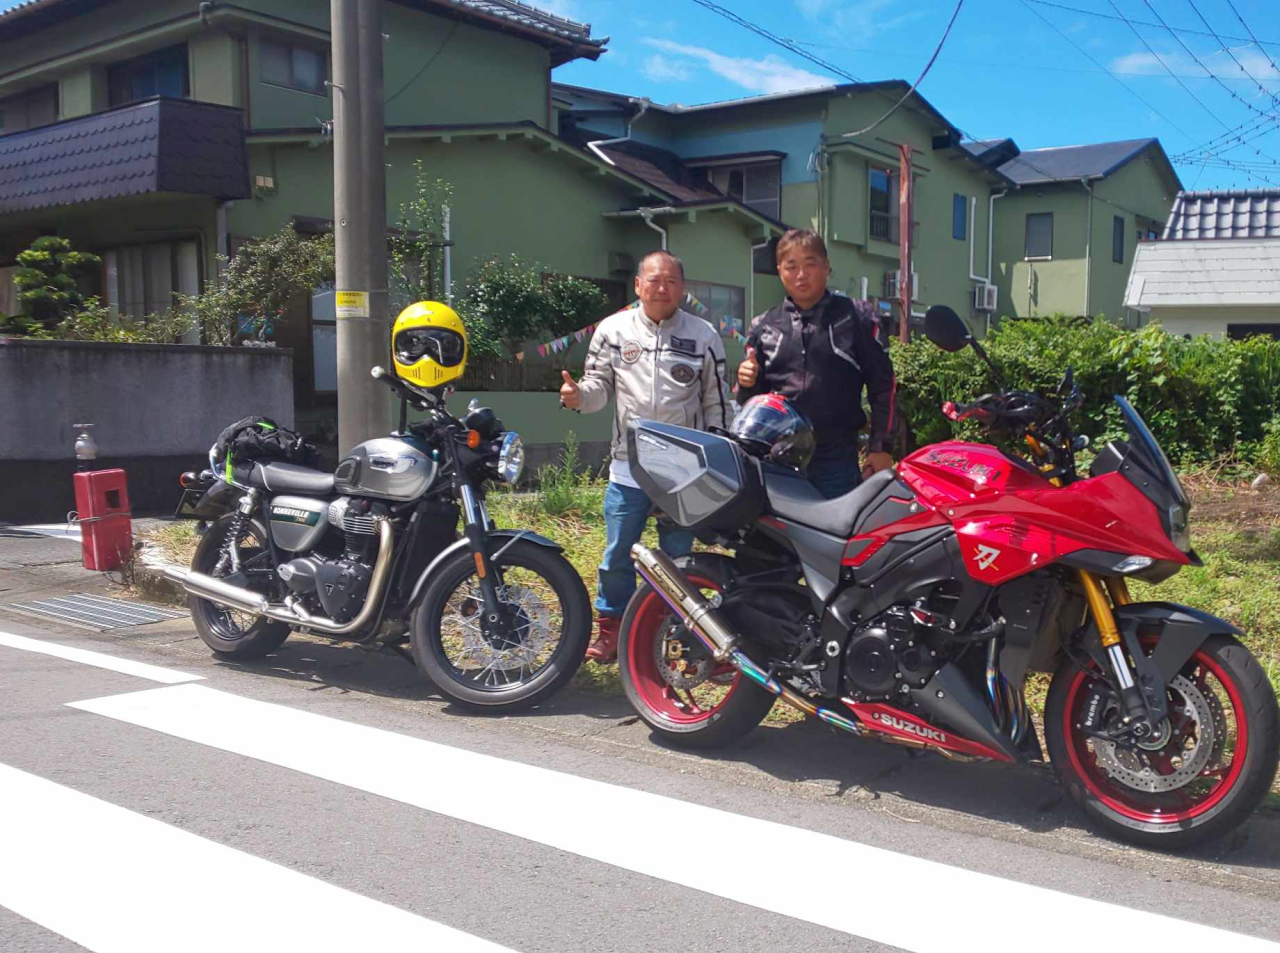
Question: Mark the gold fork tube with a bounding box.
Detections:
[1105,577,1132,606]
[1079,570,1122,648]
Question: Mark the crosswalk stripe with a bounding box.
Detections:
[0,630,202,684]
[0,762,518,953]
[70,683,1280,953]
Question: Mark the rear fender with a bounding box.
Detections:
[404,530,563,611]
[1084,601,1241,722]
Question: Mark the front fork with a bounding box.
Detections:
[1079,570,1153,735]
[459,481,510,641]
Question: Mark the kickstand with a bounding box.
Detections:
[382,643,416,666]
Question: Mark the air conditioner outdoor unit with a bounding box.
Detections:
[973,283,998,312]
[883,270,919,300]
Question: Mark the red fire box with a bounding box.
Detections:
[72,469,133,571]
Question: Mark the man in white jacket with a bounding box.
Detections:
[560,250,731,662]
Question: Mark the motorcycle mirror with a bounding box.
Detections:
[1058,366,1075,396]
[924,305,971,352]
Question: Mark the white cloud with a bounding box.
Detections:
[534,0,579,21]
[641,39,831,94]
[1109,47,1280,80]
[642,55,692,83]
[798,0,925,38]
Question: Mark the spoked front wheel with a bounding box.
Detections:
[1046,634,1279,848]
[411,539,590,711]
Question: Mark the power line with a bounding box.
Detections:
[1224,0,1280,75]
[1024,0,1280,50]
[1105,0,1227,131]
[1183,0,1280,108]
[1138,0,1279,123]
[686,0,861,83]
[841,0,966,140]
[384,21,458,105]
[1020,0,1197,144]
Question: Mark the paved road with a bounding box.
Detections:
[2,574,1280,953]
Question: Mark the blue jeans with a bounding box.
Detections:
[807,448,862,499]
[596,481,694,618]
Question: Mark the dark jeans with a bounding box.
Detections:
[807,448,862,499]
[596,481,694,618]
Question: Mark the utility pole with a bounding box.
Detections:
[897,142,913,344]
[333,0,388,454]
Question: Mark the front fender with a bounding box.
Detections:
[1085,601,1241,722]
[404,530,564,610]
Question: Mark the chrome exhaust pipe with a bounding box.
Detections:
[631,544,865,736]
[171,519,397,636]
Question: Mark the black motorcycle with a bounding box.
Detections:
[170,366,591,711]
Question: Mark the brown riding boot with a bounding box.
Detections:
[586,616,621,664]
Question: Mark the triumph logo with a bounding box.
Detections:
[874,712,947,744]
[974,544,1001,572]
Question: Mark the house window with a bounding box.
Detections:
[953,193,967,241]
[685,279,745,336]
[102,240,200,318]
[1025,212,1053,259]
[1112,215,1125,264]
[108,45,189,107]
[0,84,57,134]
[1228,324,1280,341]
[870,168,895,242]
[261,38,327,96]
[706,162,780,221]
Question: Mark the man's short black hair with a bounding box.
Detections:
[636,249,685,279]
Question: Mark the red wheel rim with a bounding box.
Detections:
[626,575,741,726]
[1063,648,1248,824]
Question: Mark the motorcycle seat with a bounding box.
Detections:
[246,461,336,496]
[763,467,895,537]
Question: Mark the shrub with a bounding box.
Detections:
[535,431,605,518]
[894,318,1280,467]
[11,236,101,330]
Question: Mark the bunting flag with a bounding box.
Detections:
[515,351,524,362]
[537,344,547,357]
[574,330,584,343]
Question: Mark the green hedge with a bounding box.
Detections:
[894,317,1280,467]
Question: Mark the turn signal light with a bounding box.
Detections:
[467,430,482,449]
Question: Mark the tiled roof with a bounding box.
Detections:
[445,0,599,43]
[1163,189,1280,240]
[595,140,721,203]
[997,138,1159,185]
[0,98,249,214]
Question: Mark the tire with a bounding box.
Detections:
[1045,633,1280,849]
[411,539,591,712]
[619,554,775,749]
[189,514,291,661]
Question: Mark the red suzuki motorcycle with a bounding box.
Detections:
[619,304,1279,848]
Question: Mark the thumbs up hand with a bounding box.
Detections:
[559,369,582,410]
[737,346,760,389]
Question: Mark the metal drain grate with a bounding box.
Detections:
[0,593,187,631]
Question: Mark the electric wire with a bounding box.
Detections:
[839,0,966,140]
[384,21,459,106]
[1024,0,1280,50]
[1225,0,1280,74]
[687,0,862,83]
[1183,0,1280,108]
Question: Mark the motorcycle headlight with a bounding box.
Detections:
[497,432,524,484]
[1168,503,1191,552]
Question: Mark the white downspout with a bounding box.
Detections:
[860,276,868,300]
[587,98,650,167]
[443,204,453,304]
[749,237,769,321]
[967,195,982,281]
[639,208,668,250]
[985,189,1008,334]
[1082,177,1094,317]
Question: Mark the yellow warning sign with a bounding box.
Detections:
[335,291,369,318]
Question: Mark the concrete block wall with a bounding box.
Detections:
[0,339,294,522]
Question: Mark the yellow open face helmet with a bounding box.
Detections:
[391,301,468,391]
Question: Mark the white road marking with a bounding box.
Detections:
[3,522,81,541]
[0,762,518,953]
[71,684,1279,953]
[0,630,202,684]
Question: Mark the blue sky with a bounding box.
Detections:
[3,0,1276,190]
[546,0,1280,191]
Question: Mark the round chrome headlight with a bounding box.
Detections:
[497,432,524,484]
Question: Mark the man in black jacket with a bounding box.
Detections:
[737,229,897,498]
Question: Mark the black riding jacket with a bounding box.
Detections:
[739,293,897,455]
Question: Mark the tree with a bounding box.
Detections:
[179,226,335,345]
[388,159,453,310]
[11,236,101,330]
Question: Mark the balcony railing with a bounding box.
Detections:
[869,211,917,244]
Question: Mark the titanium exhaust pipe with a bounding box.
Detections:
[167,519,396,636]
[631,544,866,735]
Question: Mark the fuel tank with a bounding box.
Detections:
[333,436,437,502]
[897,442,1052,508]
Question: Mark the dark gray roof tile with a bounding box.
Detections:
[997,138,1158,184]
[1163,189,1280,240]
[0,97,249,213]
